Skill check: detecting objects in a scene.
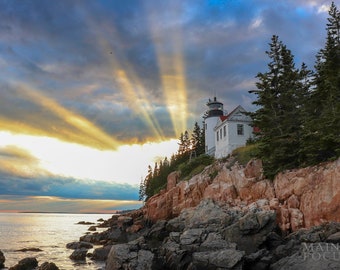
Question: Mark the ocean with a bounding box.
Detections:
[0,212,113,270]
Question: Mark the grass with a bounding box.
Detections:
[178,154,214,181]
[231,143,259,166]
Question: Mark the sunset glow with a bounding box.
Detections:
[0,0,330,212]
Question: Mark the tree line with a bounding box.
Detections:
[139,122,205,201]
[139,2,340,199]
[249,2,340,179]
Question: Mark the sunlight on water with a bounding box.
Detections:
[0,213,113,270]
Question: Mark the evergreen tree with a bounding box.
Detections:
[191,122,205,155]
[183,130,191,153]
[301,2,340,164]
[177,130,191,156]
[249,35,306,178]
[138,177,145,201]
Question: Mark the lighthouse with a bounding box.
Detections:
[203,97,224,156]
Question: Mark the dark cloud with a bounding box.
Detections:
[0,145,139,200]
[0,172,139,200]
[0,0,331,144]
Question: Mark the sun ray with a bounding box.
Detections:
[8,84,120,150]
[86,17,166,142]
[146,2,188,137]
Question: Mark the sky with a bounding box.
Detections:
[0,0,333,213]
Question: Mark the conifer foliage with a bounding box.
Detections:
[139,122,205,201]
[301,2,340,165]
[249,2,340,178]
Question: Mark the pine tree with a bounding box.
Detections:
[249,35,307,178]
[301,2,340,164]
[191,122,204,155]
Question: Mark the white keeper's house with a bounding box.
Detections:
[203,97,254,159]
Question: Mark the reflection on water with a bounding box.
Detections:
[0,213,112,270]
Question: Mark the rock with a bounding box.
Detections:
[126,224,143,233]
[167,171,179,191]
[92,245,112,261]
[289,208,304,231]
[191,248,244,269]
[200,233,236,251]
[16,248,43,252]
[271,242,340,270]
[136,249,154,269]
[0,250,5,268]
[147,220,169,241]
[244,159,263,179]
[79,232,104,244]
[9,257,38,270]
[66,241,93,250]
[327,232,340,243]
[222,210,277,254]
[82,158,340,269]
[117,216,133,229]
[38,262,59,270]
[69,249,87,260]
[287,194,300,209]
[180,228,205,246]
[105,244,133,270]
[143,158,340,232]
[77,221,95,225]
[88,226,97,231]
[274,158,340,230]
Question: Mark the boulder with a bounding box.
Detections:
[88,226,97,231]
[92,245,112,261]
[66,241,93,250]
[327,232,340,243]
[117,216,133,229]
[69,249,87,260]
[271,242,340,270]
[222,211,277,254]
[105,244,136,270]
[9,257,38,270]
[38,262,59,270]
[77,221,95,225]
[191,248,244,269]
[0,250,5,268]
[147,220,169,241]
[16,248,43,252]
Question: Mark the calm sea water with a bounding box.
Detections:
[0,212,113,270]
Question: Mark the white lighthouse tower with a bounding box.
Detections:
[203,97,224,156]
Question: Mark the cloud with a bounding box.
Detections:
[0,0,331,144]
[0,172,139,200]
[0,0,334,212]
[0,145,50,178]
[0,195,142,213]
[0,144,140,201]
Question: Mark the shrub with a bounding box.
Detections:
[232,143,259,166]
[178,154,214,180]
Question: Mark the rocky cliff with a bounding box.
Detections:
[144,157,340,233]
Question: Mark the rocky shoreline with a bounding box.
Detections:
[1,202,340,269]
[1,158,339,269]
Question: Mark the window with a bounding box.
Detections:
[237,124,244,135]
[220,129,222,139]
[223,126,226,137]
[216,131,219,141]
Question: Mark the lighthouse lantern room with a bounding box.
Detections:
[203,97,224,156]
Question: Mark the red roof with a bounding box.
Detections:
[219,115,228,121]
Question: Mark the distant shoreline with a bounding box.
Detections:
[7,211,117,214]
